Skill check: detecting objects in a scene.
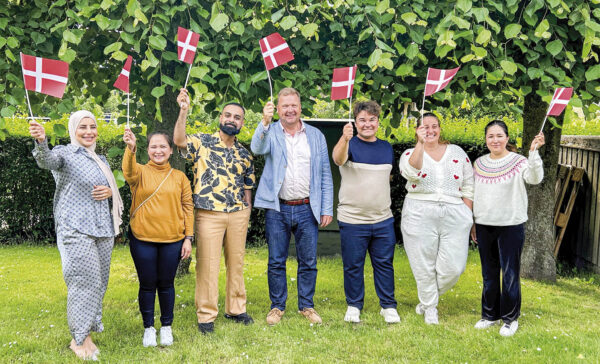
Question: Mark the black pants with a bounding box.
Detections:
[475,223,525,324]
[129,231,183,328]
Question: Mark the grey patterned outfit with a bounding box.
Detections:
[33,140,115,345]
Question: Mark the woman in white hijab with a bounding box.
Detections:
[30,110,123,360]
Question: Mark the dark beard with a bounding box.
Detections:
[220,123,241,136]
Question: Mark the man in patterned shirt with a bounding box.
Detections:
[173,88,255,334]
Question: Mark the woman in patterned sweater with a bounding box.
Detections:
[399,113,474,325]
[471,120,545,337]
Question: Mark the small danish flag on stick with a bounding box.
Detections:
[113,55,132,93]
[331,65,357,101]
[20,53,69,99]
[177,27,200,88]
[259,33,294,102]
[539,87,573,134]
[420,66,460,122]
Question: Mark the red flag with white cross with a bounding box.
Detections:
[177,27,200,64]
[547,87,573,116]
[20,53,69,98]
[259,33,294,71]
[331,65,357,101]
[424,67,460,96]
[113,55,133,93]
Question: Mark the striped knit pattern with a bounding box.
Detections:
[474,154,526,184]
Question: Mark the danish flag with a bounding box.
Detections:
[424,67,460,96]
[20,53,69,98]
[331,65,357,100]
[259,33,294,71]
[547,87,573,116]
[113,55,133,93]
[177,27,200,64]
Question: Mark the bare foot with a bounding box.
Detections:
[84,336,99,354]
[69,338,98,360]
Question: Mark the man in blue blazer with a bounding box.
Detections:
[251,87,334,325]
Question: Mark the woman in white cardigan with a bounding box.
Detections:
[471,120,544,337]
[399,113,474,325]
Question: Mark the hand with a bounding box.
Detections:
[29,120,46,143]
[530,132,545,151]
[262,101,275,125]
[320,215,333,228]
[123,128,136,151]
[416,125,427,144]
[177,88,190,111]
[470,225,478,244]
[181,238,192,259]
[342,122,354,142]
[92,185,112,201]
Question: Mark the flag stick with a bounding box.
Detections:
[127,92,130,129]
[420,94,426,125]
[266,68,274,104]
[348,94,353,123]
[19,53,35,121]
[184,63,192,89]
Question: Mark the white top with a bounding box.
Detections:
[277,121,311,200]
[473,150,543,226]
[399,144,474,204]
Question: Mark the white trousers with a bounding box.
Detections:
[401,198,472,309]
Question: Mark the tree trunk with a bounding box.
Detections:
[521,90,559,281]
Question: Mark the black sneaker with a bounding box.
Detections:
[197,322,214,334]
[224,312,254,325]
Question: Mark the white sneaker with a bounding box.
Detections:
[344,306,361,323]
[474,319,499,329]
[160,326,173,346]
[424,307,439,325]
[499,321,519,337]
[143,327,157,347]
[379,308,401,324]
[415,303,426,315]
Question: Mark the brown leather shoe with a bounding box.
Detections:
[298,308,322,324]
[266,308,285,325]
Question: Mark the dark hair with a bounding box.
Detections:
[353,101,381,119]
[223,102,245,114]
[416,112,449,145]
[147,131,173,149]
[484,120,517,152]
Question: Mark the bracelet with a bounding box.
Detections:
[185,235,194,240]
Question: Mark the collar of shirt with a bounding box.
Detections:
[211,131,241,149]
[282,120,306,137]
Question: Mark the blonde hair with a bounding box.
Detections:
[277,87,301,101]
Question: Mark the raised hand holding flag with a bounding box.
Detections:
[177,27,200,88]
[259,33,294,102]
[113,55,133,128]
[331,65,357,122]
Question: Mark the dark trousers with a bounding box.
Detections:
[129,231,183,328]
[475,223,525,324]
[339,217,397,310]
[265,203,318,311]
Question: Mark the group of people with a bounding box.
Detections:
[28,87,545,360]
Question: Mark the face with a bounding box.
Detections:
[355,110,379,141]
[485,125,510,154]
[421,116,441,144]
[277,94,302,127]
[147,134,172,165]
[219,104,245,134]
[75,117,98,147]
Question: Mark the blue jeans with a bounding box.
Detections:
[265,203,319,311]
[339,217,397,310]
[129,230,183,328]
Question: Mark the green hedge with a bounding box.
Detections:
[0,132,488,246]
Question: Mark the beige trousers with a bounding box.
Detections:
[194,208,251,323]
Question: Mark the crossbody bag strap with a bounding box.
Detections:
[131,168,174,218]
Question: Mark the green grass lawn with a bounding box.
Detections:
[1,244,599,363]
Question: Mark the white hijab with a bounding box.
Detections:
[69,110,123,235]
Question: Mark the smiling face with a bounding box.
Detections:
[219,104,245,135]
[355,110,379,141]
[485,125,510,156]
[147,134,172,165]
[421,115,441,145]
[75,117,98,147]
[277,93,302,128]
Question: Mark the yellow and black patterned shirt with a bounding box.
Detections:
[184,132,255,212]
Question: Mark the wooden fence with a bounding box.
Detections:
[558,136,600,272]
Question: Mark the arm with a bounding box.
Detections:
[319,132,334,227]
[407,125,427,170]
[251,102,275,155]
[331,122,353,166]
[243,156,255,208]
[461,150,475,206]
[244,189,252,209]
[524,132,545,185]
[399,150,421,182]
[173,88,190,150]
[122,129,141,186]
[29,121,64,170]
[180,176,194,259]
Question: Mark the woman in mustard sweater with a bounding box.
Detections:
[122,129,193,347]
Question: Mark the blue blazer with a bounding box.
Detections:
[251,121,334,222]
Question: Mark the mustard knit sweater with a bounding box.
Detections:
[122,147,194,242]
